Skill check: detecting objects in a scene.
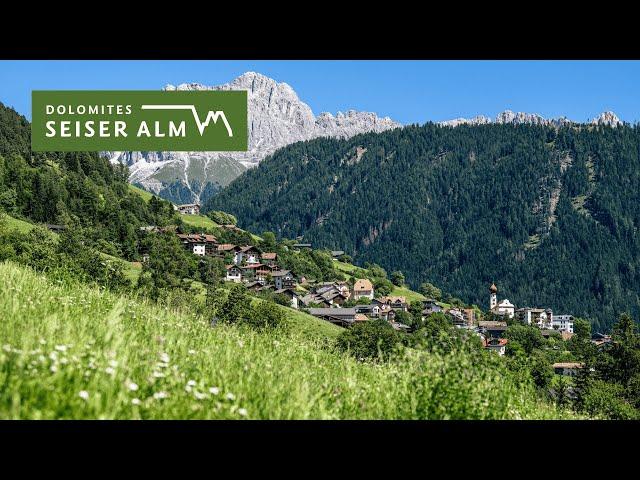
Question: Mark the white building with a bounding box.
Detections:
[225,266,242,283]
[175,203,201,215]
[191,243,206,256]
[484,337,508,356]
[552,315,574,333]
[516,308,553,329]
[489,283,515,319]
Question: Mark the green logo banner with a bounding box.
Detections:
[31,90,248,152]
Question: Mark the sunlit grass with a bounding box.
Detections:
[0,261,571,419]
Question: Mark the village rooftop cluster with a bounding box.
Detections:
[153,205,606,375]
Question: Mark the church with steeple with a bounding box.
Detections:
[489,283,515,319]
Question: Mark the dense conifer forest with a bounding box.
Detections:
[0,102,177,261]
[207,122,640,331]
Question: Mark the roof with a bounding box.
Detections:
[478,321,508,329]
[354,314,368,322]
[376,296,407,304]
[497,299,515,307]
[261,252,277,260]
[485,338,508,347]
[177,203,200,208]
[391,322,411,331]
[490,283,498,293]
[271,270,292,277]
[217,244,238,251]
[239,245,259,253]
[274,288,300,296]
[552,362,584,369]
[354,279,374,291]
[309,308,357,317]
[240,264,262,270]
[331,250,345,256]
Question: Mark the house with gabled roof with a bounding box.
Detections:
[373,296,408,311]
[261,252,278,266]
[309,308,357,327]
[353,278,374,300]
[484,337,508,356]
[271,270,296,290]
[236,245,261,265]
[176,203,200,215]
[225,265,243,283]
[274,288,302,309]
[177,233,217,256]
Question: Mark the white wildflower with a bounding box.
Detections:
[79,390,89,400]
[131,398,141,405]
[209,387,220,395]
[153,391,168,400]
[49,351,58,361]
[194,392,206,400]
[226,393,236,401]
[55,345,67,352]
[108,360,118,368]
[105,367,115,376]
[152,371,164,378]
[50,365,58,373]
[159,352,170,363]
[39,339,47,345]
[188,349,196,355]
[126,381,139,391]
[59,357,68,365]
[2,345,11,352]
[187,380,196,387]
[238,408,248,417]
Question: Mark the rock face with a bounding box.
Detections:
[440,109,618,128]
[108,72,399,204]
[591,111,622,127]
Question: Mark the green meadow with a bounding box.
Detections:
[0,261,569,419]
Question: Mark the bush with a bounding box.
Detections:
[336,320,402,361]
[579,380,639,420]
[207,210,237,225]
[247,301,285,330]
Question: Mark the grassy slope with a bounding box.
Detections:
[2,214,35,234]
[128,184,155,202]
[180,214,219,230]
[99,252,142,283]
[0,261,569,419]
[334,260,426,302]
[126,184,262,243]
[1,213,142,284]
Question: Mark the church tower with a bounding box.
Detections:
[489,283,498,311]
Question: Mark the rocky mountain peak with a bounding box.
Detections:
[591,111,622,126]
[441,110,623,128]
[110,72,400,204]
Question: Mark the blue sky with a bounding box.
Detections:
[1,60,639,124]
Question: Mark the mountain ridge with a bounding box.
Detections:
[206,121,640,331]
[107,72,400,204]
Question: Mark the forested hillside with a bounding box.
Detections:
[207,123,640,331]
[0,102,177,260]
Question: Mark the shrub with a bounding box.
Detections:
[336,320,402,361]
[247,301,285,330]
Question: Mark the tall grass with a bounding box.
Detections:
[0,261,571,419]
